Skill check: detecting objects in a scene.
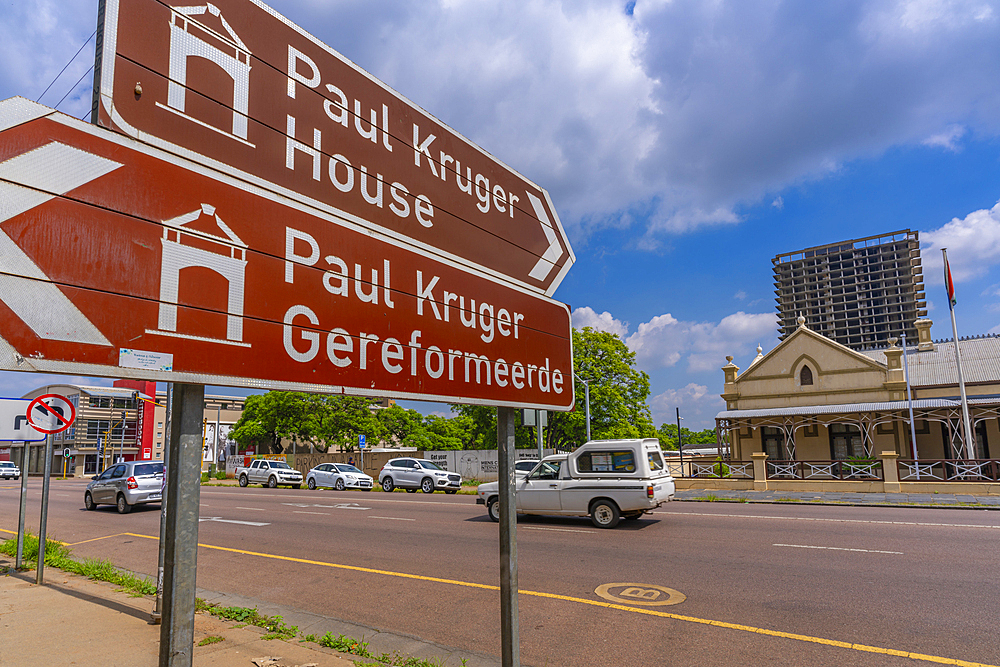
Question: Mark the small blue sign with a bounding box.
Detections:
[359,434,367,449]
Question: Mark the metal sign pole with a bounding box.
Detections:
[35,433,54,584]
[15,440,29,569]
[153,383,173,623]
[159,383,204,667]
[497,406,520,667]
[536,410,543,462]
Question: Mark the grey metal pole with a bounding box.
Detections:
[496,406,519,667]
[35,433,54,584]
[153,383,173,623]
[942,248,974,459]
[15,440,30,569]
[535,410,543,461]
[159,383,204,667]
[677,408,684,474]
[901,334,919,460]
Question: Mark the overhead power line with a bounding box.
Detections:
[36,29,97,105]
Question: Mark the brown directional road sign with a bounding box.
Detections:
[93,0,575,296]
[0,98,573,410]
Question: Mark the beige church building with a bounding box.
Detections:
[716,316,1000,478]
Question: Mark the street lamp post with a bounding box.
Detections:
[574,374,591,442]
[676,408,684,476]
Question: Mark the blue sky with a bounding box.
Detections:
[2,0,1000,430]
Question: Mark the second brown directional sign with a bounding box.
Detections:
[93,0,574,296]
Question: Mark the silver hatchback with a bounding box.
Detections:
[84,461,164,514]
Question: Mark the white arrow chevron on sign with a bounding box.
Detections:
[526,192,564,281]
[0,142,122,346]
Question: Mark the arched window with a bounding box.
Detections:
[800,366,813,386]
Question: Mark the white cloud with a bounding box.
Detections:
[571,306,629,338]
[6,1,1000,241]
[626,311,777,372]
[922,124,966,151]
[649,383,724,429]
[922,201,1000,282]
[734,290,748,300]
[771,196,784,210]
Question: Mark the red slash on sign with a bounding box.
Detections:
[26,394,76,434]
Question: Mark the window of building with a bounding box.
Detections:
[800,366,813,386]
[762,427,786,461]
[829,423,865,460]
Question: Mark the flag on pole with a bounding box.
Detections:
[944,252,957,309]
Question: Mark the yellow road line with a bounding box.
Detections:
[64,533,129,546]
[120,532,995,666]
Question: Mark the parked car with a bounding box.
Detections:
[378,457,462,494]
[84,461,164,514]
[0,461,20,480]
[477,439,675,528]
[236,459,303,488]
[306,463,374,491]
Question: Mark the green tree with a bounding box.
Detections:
[229,392,319,454]
[546,327,656,449]
[655,423,717,450]
[447,404,538,449]
[312,395,384,452]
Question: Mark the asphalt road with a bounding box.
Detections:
[2,478,999,667]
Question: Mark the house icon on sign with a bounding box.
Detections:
[156,3,254,146]
[146,203,250,348]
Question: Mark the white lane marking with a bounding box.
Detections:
[774,543,903,555]
[235,507,266,511]
[294,511,330,516]
[657,511,1000,530]
[55,493,70,497]
[369,516,415,521]
[198,516,270,526]
[521,526,597,534]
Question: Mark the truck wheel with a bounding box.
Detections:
[590,500,620,528]
[381,477,395,492]
[267,476,277,488]
[421,477,435,494]
[487,498,501,522]
[239,475,248,487]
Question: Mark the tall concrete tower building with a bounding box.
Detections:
[772,230,927,349]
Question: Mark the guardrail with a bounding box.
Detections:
[897,459,1000,482]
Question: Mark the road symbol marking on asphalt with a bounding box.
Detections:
[774,543,903,555]
[198,516,270,526]
[595,583,686,607]
[282,502,370,511]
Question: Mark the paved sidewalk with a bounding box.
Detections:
[0,554,496,667]
[676,488,1000,507]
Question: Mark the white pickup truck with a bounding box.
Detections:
[476,438,675,528]
[236,459,303,489]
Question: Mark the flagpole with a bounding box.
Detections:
[942,248,974,460]
[901,333,918,460]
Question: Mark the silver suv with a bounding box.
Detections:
[84,461,164,514]
[379,458,462,494]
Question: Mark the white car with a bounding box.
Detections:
[379,457,462,494]
[306,463,373,491]
[0,461,20,480]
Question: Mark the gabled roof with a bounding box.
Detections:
[737,323,885,381]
